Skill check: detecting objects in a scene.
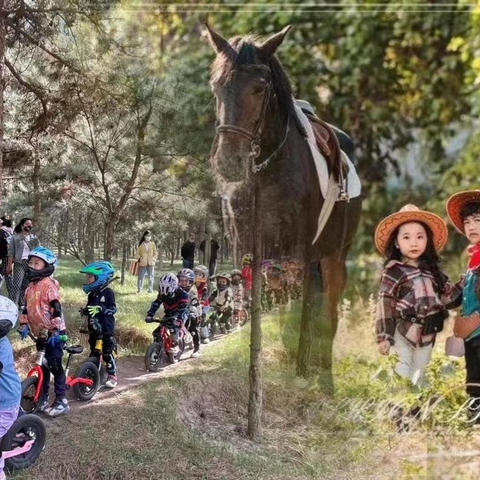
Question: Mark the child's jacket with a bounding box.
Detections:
[0,336,21,409]
[147,288,189,321]
[231,284,244,310]
[462,244,480,341]
[23,277,65,335]
[186,286,202,318]
[242,266,253,291]
[86,286,117,335]
[209,287,233,311]
[376,260,461,346]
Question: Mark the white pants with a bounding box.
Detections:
[393,329,433,386]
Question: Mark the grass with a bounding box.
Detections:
[8,255,480,479]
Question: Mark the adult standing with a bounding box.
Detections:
[0,217,13,293]
[181,234,195,269]
[200,239,220,277]
[136,230,158,293]
[6,218,39,306]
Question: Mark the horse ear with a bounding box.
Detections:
[259,25,292,58]
[204,22,232,55]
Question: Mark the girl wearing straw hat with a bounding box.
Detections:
[446,190,480,423]
[374,205,462,386]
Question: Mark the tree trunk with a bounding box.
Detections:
[77,212,84,256]
[247,181,263,440]
[104,215,117,260]
[32,148,42,235]
[56,223,62,259]
[176,236,180,261]
[220,235,225,265]
[85,213,95,264]
[63,209,70,257]
[121,241,127,285]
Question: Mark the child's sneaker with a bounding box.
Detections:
[105,375,118,388]
[191,349,201,358]
[38,397,50,413]
[48,398,70,417]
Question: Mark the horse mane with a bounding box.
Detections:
[210,35,306,136]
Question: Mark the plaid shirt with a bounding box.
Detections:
[376,260,462,347]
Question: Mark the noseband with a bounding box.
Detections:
[215,80,290,174]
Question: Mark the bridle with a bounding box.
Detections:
[214,74,290,174]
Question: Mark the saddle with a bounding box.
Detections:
[297,100,349,182]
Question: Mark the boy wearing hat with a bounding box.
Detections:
[447,190,480,422]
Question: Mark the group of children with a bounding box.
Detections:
[144,257,253,356]
[0,248,118,479]
[375,190,480,423]
[3,190,480,477]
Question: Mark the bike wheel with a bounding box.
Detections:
[144,342,164,372]
[2,413,46,471]
[167,351,176,364]
[20,377,41,414]
[73,361,100,401]
[176,339,185,361]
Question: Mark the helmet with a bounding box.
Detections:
[194,265,209,279]
[231,269,242,285]
[216,273,231,283]
[178,268,195,285]
[80,261,115,294]
[159,273,178,297]
[0,295,18,339]
[26,246,57,282]
[231,269,242,279]
[216,273,230,291]
[242,253,253,266]
[28,246,57,265]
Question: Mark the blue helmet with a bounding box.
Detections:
[28,246,57,265]
[80,261,115,293]
[26,246,57,282]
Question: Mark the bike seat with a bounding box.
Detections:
[66,345,84,355]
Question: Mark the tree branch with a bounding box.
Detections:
[6,20,83,74]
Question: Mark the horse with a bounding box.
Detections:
[205,24,362,389]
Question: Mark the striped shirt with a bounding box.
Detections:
[376,260,461,347]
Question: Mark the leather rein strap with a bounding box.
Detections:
[215,82,290,174]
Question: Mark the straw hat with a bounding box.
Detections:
[446,190,480,235]
[374,204,448,256]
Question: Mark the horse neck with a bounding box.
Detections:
[258,96,309,173]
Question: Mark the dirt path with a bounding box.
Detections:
[54,334,226,416]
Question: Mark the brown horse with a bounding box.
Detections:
[206,24,362,389]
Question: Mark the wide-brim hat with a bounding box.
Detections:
[446,190,480,235]
[374,204,448,256]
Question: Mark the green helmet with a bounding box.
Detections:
[80,261,115,293]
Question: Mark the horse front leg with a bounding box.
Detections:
[313,254,347,388]
[221,195,240,266]
[321,253,348,339]
[297,261,334,390]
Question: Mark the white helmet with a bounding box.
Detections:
[0,295,18,338]
[159,273,179,297]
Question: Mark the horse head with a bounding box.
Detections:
[205,23,292,185]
